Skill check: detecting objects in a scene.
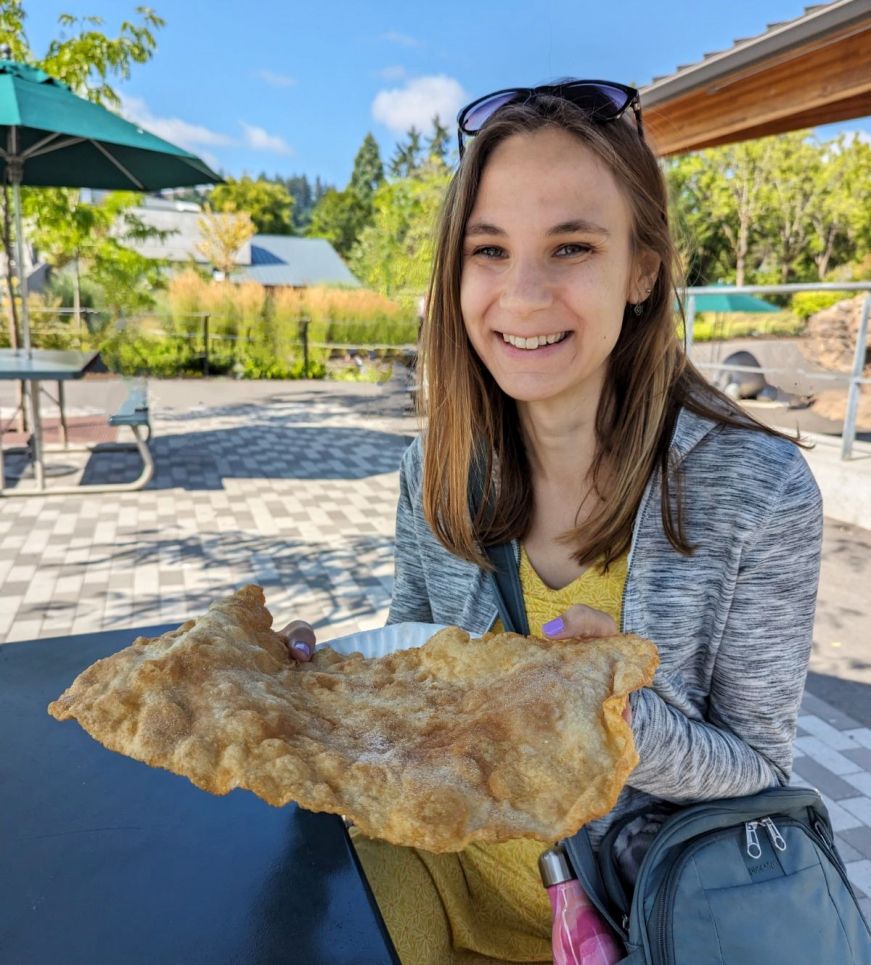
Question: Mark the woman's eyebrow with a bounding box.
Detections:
[465,221,504,237]
[464,218,610,237]
[547,219,610,237]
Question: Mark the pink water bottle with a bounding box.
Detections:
[538,846,623,965]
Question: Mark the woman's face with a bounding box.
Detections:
[460,128,650,410]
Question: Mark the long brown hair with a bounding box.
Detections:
[419,95,800,571]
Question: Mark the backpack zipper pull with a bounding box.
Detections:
[745,821,762,859]
[761,817,787,851]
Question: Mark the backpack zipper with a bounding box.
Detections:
[745,820,762,859]
[760,816,787,851]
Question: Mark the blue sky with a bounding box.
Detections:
[27,0,871,187]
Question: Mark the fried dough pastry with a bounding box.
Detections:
[48,585,658,852]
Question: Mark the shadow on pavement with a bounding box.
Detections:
[78,424,415,490]
[806,671,871,728]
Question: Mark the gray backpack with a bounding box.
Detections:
[563,787,871,965]
[481,538,871,965]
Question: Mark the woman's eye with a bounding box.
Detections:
[556,243,593,257]
[472,245,506,259]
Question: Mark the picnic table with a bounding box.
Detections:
[0,624,400,964]
[0,348,154,496]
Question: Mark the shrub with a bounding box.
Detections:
[791,291,851,321]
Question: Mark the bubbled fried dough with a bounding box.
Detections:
[48,585,659,853]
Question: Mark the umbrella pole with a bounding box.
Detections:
[9,162,44,487]
[11,179,31,356]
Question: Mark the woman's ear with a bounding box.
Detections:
[629,249,661,303]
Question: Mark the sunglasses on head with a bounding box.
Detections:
[456,79,643,157]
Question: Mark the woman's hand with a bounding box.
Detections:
[541,606,631,723]
[541,605,618,640]
[276,619,318,663]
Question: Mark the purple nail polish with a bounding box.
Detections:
[291,641,312,658]
[542,617,565,637]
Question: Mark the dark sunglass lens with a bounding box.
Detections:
[562,83,630,119]
[462,91,521,133]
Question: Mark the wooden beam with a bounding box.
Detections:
[645,21,871,156]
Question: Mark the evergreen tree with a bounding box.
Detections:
[349,133,384,201]
[389,126,424,178]
[427,115,451,165]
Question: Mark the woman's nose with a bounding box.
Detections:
[498,261,553,314]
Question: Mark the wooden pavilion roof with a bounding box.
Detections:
[640,0,871,156]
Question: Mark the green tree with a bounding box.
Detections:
[306,188,361,257]
[427,115,451,165]
[389,126,424,178]
[25,188,169,322]
[348,133,384,201]
[349,164,451,296]
[665,140,775,287]
[209,176,294,235]
[754,133,826,284]
[808,135,871,280]
[307,133,384,257]
[0,0,164,344]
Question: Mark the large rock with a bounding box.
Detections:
[804,294,870,375]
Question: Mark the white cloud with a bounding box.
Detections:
[122,96,232,150]
[256,69,297,89]
[372,75,466,134]
[378,65,407,81]
[240,122,294,156]
[382,31,420,48]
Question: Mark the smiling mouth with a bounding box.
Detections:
[500,331,569,350]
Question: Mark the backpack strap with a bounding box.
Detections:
[482,541,529,636]
[469,453,529,636]
[563,830,628,942]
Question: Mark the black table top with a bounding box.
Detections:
[0,625,399,965]
[0,348,100,380]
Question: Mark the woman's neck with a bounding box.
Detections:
[518,386,603,490]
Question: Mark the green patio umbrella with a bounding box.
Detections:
[0,57,222,352]
[691,291,779,314]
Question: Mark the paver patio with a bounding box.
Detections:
[1,373,869,916]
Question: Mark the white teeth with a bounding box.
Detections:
[502,332,567,350]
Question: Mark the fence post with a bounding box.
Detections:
[685,294,697,356]
[301,317,310,378]
[203,313,210,377]
[841,293,871,460]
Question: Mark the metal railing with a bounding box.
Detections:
[683,283,871,460]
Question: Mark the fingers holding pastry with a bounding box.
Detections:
[276,619,318,662]
[541,605,618,641]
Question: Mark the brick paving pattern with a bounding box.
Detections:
[1,376,869,916]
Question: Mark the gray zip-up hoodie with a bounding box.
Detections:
[386,407,823,848]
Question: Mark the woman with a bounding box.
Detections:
[282,80,823,964]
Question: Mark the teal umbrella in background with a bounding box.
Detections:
[691,290,780,314]
[0,56,222,352]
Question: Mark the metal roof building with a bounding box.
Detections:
[235,235,360,288]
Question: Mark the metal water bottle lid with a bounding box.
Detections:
[539,846,573,887]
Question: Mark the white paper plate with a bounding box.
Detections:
[320,622,450,659]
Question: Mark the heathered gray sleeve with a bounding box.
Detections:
[386,441,434,625]
[628,449,823,802]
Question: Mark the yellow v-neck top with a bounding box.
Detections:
[352,546,630,964]
[494,544,629,636]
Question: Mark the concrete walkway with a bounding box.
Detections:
[0,375,869,915]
